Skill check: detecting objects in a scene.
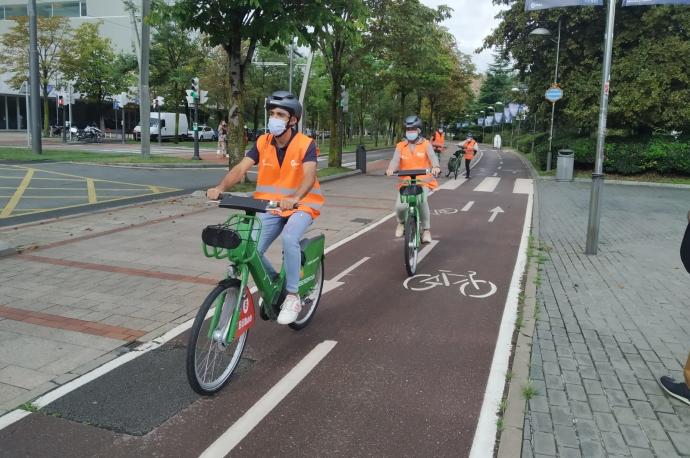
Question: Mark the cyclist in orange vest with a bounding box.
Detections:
[431,125,446,159]
[458,132,479,179]
[207,91,324,325]
[385,115,441,243]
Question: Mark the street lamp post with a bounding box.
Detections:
[479,110,486,143]
[487,106,496,139]
[530,19,561,171]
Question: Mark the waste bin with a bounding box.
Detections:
[556,149,574,182]
[356,144,367,174]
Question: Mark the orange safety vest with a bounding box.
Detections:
[396,139,438,190]
[431,131,445,148]
[464,139,477,160]
[254,132,325,219]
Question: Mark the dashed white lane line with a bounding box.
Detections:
[461,201,475,212]
[473,177,501,193]
[417,239,439,263]
[513,178,534,195]
[323,257,370,294]
[199,340,338,457]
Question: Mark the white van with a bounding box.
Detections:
[134,112,189,141]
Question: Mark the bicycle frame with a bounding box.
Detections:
[399,177,424,249]
[203,209,323,344]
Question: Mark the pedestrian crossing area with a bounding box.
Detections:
[437,176,533,195]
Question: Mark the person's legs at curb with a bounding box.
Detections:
[465,158,471,178]
[277,211,313,325]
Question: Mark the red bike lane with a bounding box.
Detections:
[0,149,533,457]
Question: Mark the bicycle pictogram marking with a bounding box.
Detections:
[432,208,458,215]
[402,270,497,298]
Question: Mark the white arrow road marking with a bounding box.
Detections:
[418,239,439,263]
[493,173,498,177]
[488,207,504,223]
[461,201,474,212]
[200,340,337,458]
[322,256,371,294]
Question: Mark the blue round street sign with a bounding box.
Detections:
[545,87,563,103]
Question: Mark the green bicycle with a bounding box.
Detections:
[187,195,325,395]
[397,169,429,276]
[446,150,462,179]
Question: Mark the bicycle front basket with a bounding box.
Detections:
[202,225,241,249]
[400,184,423,196]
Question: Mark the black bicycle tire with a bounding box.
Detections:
[289,256,325,330]
[186,282,247,395]
[404,213,417,276]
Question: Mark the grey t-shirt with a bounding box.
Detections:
[387,137,440,171]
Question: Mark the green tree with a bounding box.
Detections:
[483,1,690,134]
[60,22,129,129]
[170,0,307,167]
[477,50,514,107]
[0,16,71,136]
[297,0,369,167]
[150,12,205,143]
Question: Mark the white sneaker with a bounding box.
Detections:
[422,230,432,244]
[395,223,404,238]
[277,294,301,325]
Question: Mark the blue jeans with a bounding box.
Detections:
[256,211,313,294]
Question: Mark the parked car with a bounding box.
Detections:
[133,112,189,141]
[187,125,217,141]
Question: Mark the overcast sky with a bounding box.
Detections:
[421,0,507,73]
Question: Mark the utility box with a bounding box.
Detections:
[556,149,574,182]
[356,144,367,174]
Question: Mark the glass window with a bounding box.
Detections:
[5,5,27,19]
[37,3,52,17]
[7,96,18,130]
[18,96,27,130]
[0,96,7,130]
[81,1,87,17]
[53,2,81,17]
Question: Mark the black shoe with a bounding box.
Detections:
[659,376,690,406]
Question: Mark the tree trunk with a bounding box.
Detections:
[328,85,341,168]
[225,38,246,169]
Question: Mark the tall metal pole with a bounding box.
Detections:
[139,0,151,158]
[157,99,162,147]
[24,82,31,147]
[28,0,42,154]
[288,38,294,94]
[68,82,73,140]
[298,50,314,132]
[193,100,200,160]
[546,19,561,172]
[585,0,617,255]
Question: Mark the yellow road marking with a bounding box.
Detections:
[86,178,97,203]
[1,168,35,218]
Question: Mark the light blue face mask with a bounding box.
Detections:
[268,117,288,136]
[405,131,418,142]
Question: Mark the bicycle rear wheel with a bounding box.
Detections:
[186,282,247,395]
[289,256,324,330]
[404,213,418,276]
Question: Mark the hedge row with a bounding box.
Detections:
[513,133,690,175]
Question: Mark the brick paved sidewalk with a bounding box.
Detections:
[0,171,397,415]
[522,180,690,457]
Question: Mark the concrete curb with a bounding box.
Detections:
[0,239,17,258]
[319,169,362,182]
[496,149,541,457]
[540,175,690,189]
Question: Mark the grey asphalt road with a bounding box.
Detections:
[0,149,395,227]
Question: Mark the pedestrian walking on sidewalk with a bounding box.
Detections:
[216,120,228,158]
[659,210,690,406]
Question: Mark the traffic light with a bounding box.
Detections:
[58,95,64,106]
[190,77,199,99]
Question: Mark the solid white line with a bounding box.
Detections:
[469,192,534,458]
[0,410,30,430]
[474,177,501,192]
[461,201,474,212]
[199,340,337,457]
[417,239,439,263]
[331,256,370,283]
[513,178,534,195]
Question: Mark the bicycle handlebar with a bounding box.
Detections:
[216,193,296,212]
[396,169,431,177]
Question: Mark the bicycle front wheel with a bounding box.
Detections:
[186,282,248,395]
[404,214,418,276]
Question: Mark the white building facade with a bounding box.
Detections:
[0,0,137,130]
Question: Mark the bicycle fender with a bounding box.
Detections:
[218,277,241,289]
